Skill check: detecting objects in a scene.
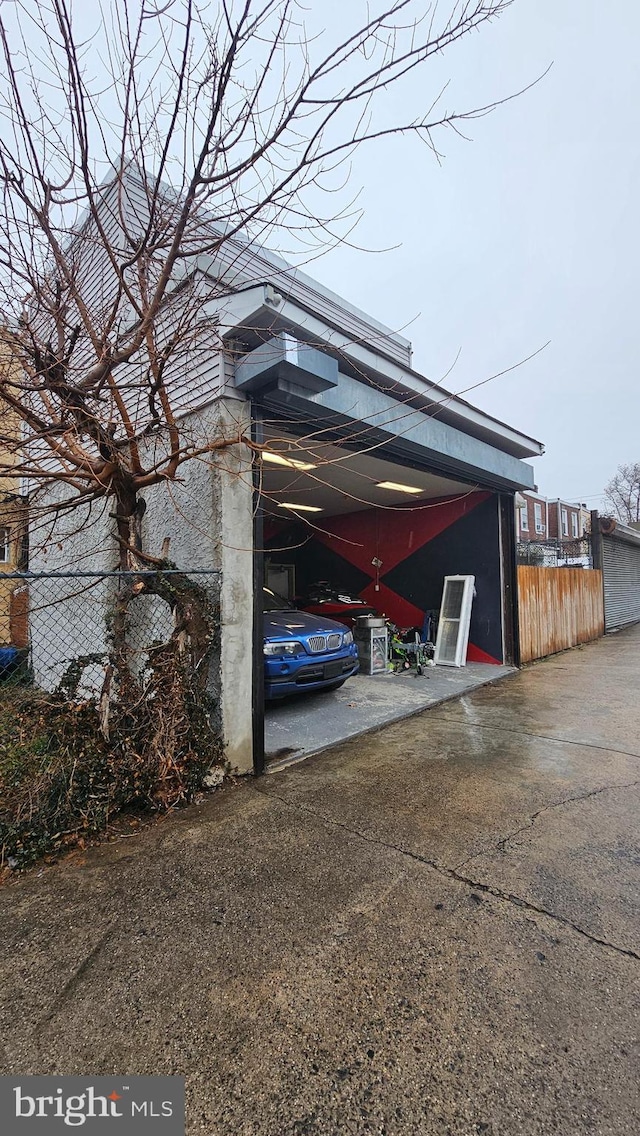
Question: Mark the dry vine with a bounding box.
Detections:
[0,1,525,860]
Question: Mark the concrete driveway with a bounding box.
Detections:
[265,661,516,768]
[2,627,640,1135]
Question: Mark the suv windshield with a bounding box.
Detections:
[263,586,294,612]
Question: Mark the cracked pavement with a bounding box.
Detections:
[2,626,640,1135]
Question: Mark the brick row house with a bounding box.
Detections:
[516,493,590,543]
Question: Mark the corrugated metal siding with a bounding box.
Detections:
[47,179,226,431]
[517,567,604,663]
[114,295,225,430]
[89,184,227,425]
[118,350,225,430]
[602,535,640,630]
[120,174,413,368]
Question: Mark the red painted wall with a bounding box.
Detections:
[266,490,505,664]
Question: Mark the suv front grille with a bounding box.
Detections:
[308,632,343,653]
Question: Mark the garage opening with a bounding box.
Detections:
[258,429,516,768]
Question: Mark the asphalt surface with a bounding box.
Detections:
[2,626,640,1135]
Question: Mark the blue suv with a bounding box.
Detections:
[263,587,359,699]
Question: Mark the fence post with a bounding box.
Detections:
[590,510,603,571]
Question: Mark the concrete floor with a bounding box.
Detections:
[265,662,516,768]
[2,626,640,1135]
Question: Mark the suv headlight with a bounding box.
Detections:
[264,641,303,656]
[342,630,354,645]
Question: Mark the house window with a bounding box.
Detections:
[561,507,569,536]
[519,505,528,532]
[571,513,579,538]
[0,527,9,563]
[534,503,545,533]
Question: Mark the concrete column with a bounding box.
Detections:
[213,398,255,774]
[134,395,255,772]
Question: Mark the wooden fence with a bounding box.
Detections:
[517,566,604,663]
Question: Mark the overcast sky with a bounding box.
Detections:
[302,0,639,507]
[3,0,635,507]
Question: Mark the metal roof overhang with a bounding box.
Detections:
[235,333,536,494]
[215,286,544,464]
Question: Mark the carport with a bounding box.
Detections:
[218,280,543,774]
[254,430,518,766]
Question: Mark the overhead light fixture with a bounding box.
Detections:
[262,451,316,471]
[278,502,323,513]
[376,480,422,494]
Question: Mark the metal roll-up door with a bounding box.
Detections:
[602,535,640,630]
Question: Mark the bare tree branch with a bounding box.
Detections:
[604,463,640,525]
[0,0,529,570]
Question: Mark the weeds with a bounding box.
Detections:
[0,569,225,869]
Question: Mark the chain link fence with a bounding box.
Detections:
[516,536,594,569]
[0,568,223,867]
[0,568,221,685]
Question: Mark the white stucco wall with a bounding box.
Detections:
[138,397,255,773]
[28,492,115,695]
[28,396,255,773]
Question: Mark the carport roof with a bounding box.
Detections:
[195,224,544,463]
[260,432,477,517]
[212,281,544,465]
